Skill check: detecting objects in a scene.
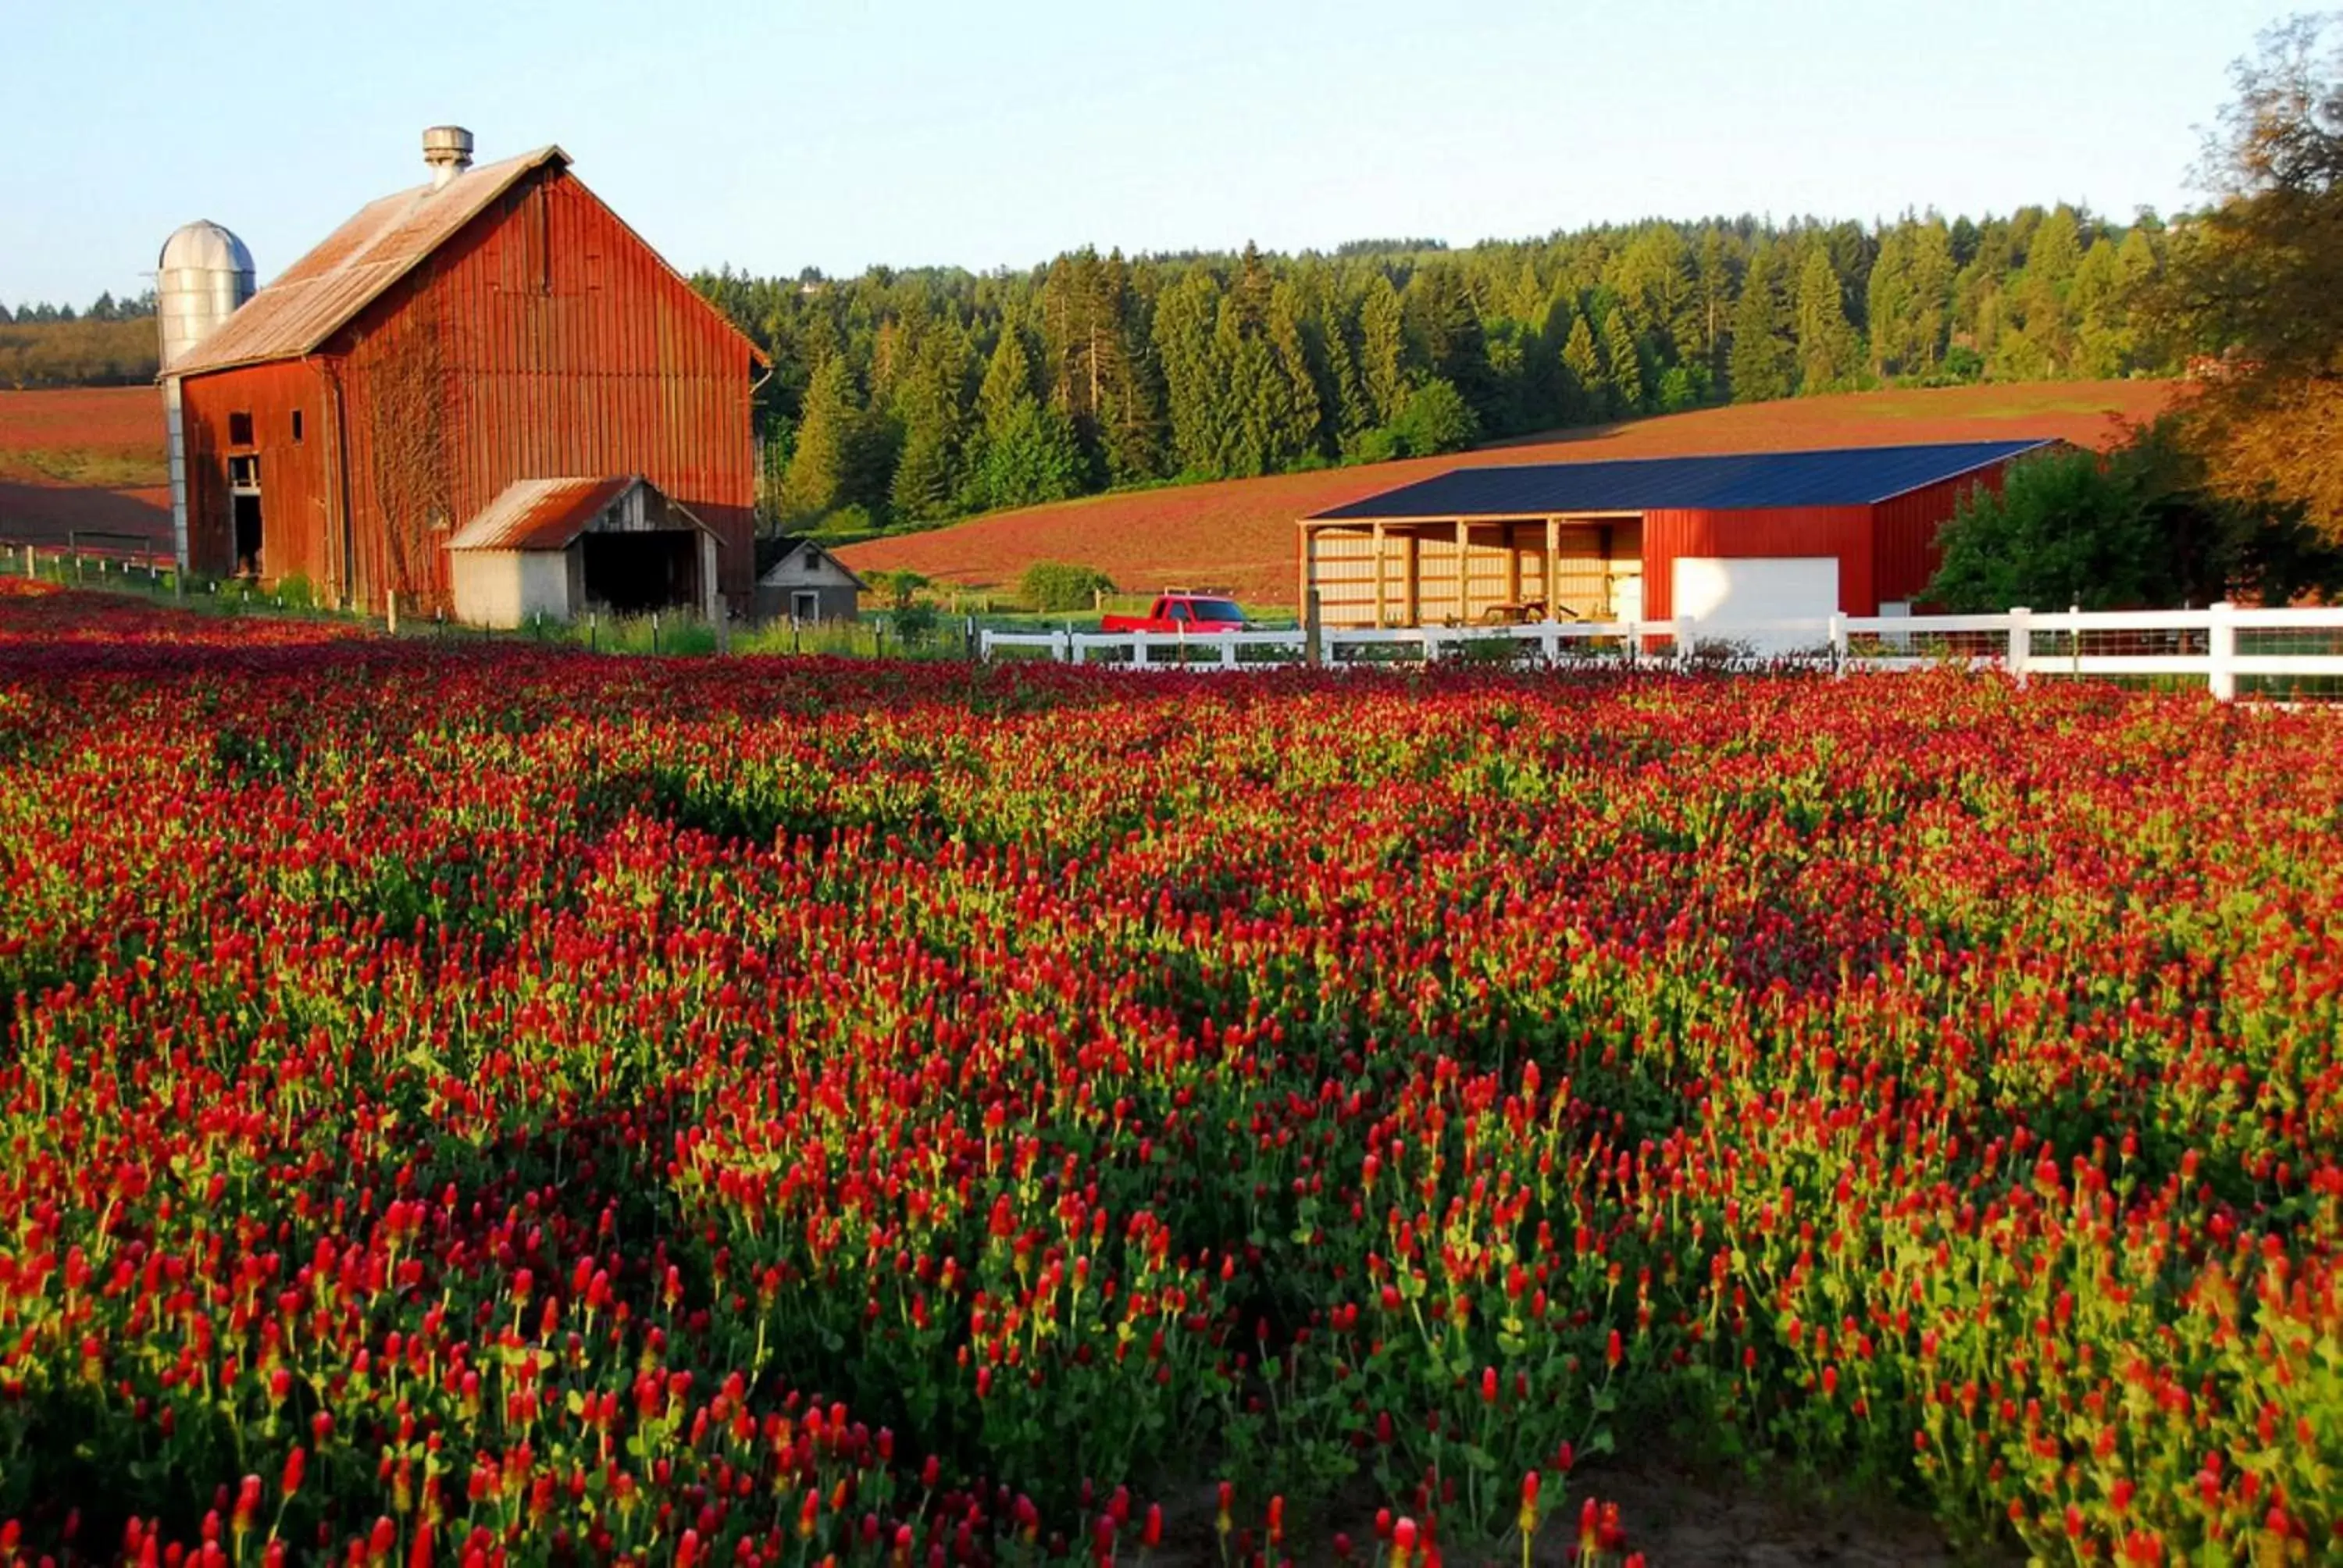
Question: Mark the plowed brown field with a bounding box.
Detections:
[841,380,2180,608]
[0,386,170,552]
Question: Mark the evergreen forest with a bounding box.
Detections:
[688,206,2191,538]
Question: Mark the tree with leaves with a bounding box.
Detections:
[2166,14,2343,540]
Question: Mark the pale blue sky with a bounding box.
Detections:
[5,0,2291,308]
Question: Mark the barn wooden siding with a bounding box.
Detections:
[180,164,754,611]
[180,360,332,585]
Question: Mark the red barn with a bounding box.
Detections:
[1297,440,2052,627]
[162,128,761,620]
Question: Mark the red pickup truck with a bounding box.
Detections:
[1100,593,1250,634]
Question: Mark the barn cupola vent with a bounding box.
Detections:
[423,126,475,189]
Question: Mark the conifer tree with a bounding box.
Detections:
[1093,251,1164,483]
[1603,308,1646,415]
[1357,276,1408,427]
[1153,273,1230,477]
[1560,310,1603,424]
[1261,282,1325,464]
[1693,228,1737,370]
[889,325,975,523]
[977,325,1040,440]
[1728,244,1797,402]
[777,352,861,522]
[1795,248,1861,391]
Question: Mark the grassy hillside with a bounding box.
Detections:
[839,380,2180,608]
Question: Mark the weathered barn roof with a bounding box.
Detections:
[448,476,714,552]
[1306,440,2056,521]
[168,148,569,376]
[169,145,765,377]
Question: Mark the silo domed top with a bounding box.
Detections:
[159,220,255,277]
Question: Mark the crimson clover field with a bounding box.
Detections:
[3,583,2341,1567]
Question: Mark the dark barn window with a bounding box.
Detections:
[291,410,305,444]
[227,412,255,447]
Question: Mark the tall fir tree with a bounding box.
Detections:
[889,323,975,523]
[1728,243,1797,402]
[1357,276,1408,427]
[1559,310,1603,425]
[1603,308,1646,415]
[1260,282,1325,464]
[1795,248,1861,391]
[1153,272,1231,477]
[776,352,861,522]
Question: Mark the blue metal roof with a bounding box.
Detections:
[1306,439,2055,520]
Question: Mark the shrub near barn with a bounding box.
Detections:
[1,590,2341,1564]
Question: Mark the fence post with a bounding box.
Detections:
[1828,611,1848,678]
[1303,589,1324,669]
[1221,636,1239,670]
[387,590,398,635]
[2006,607,2031,686]
[977,628,994,662]
[1132,631,1150,672]
[1674,614,1694,672]
[1054,628,1071,664]
[23,547,34,580]
[2208,600,2238,701]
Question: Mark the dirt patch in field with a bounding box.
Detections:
[1585,1457,2000,1567]
[1136,1457,1995,1567]
[840,380,2181,608]
[0,387,171,551]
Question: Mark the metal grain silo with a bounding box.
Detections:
[158,220,256,570]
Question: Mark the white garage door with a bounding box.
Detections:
[1671,556,1838,629]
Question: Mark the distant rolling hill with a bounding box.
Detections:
[0,386,169,552]
[840,380,2181,609]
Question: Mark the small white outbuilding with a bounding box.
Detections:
[447,476,722,628]
[754,538,865,623]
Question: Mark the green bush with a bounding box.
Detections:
[1391,378,1479,457]
[1020,561,1114,613]
[890,601,942,647]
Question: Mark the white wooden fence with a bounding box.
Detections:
[979,604,2343,700]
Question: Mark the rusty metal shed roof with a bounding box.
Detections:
[448,476,719,552]
[1306,440,2056,520]
[167,148,569,376]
